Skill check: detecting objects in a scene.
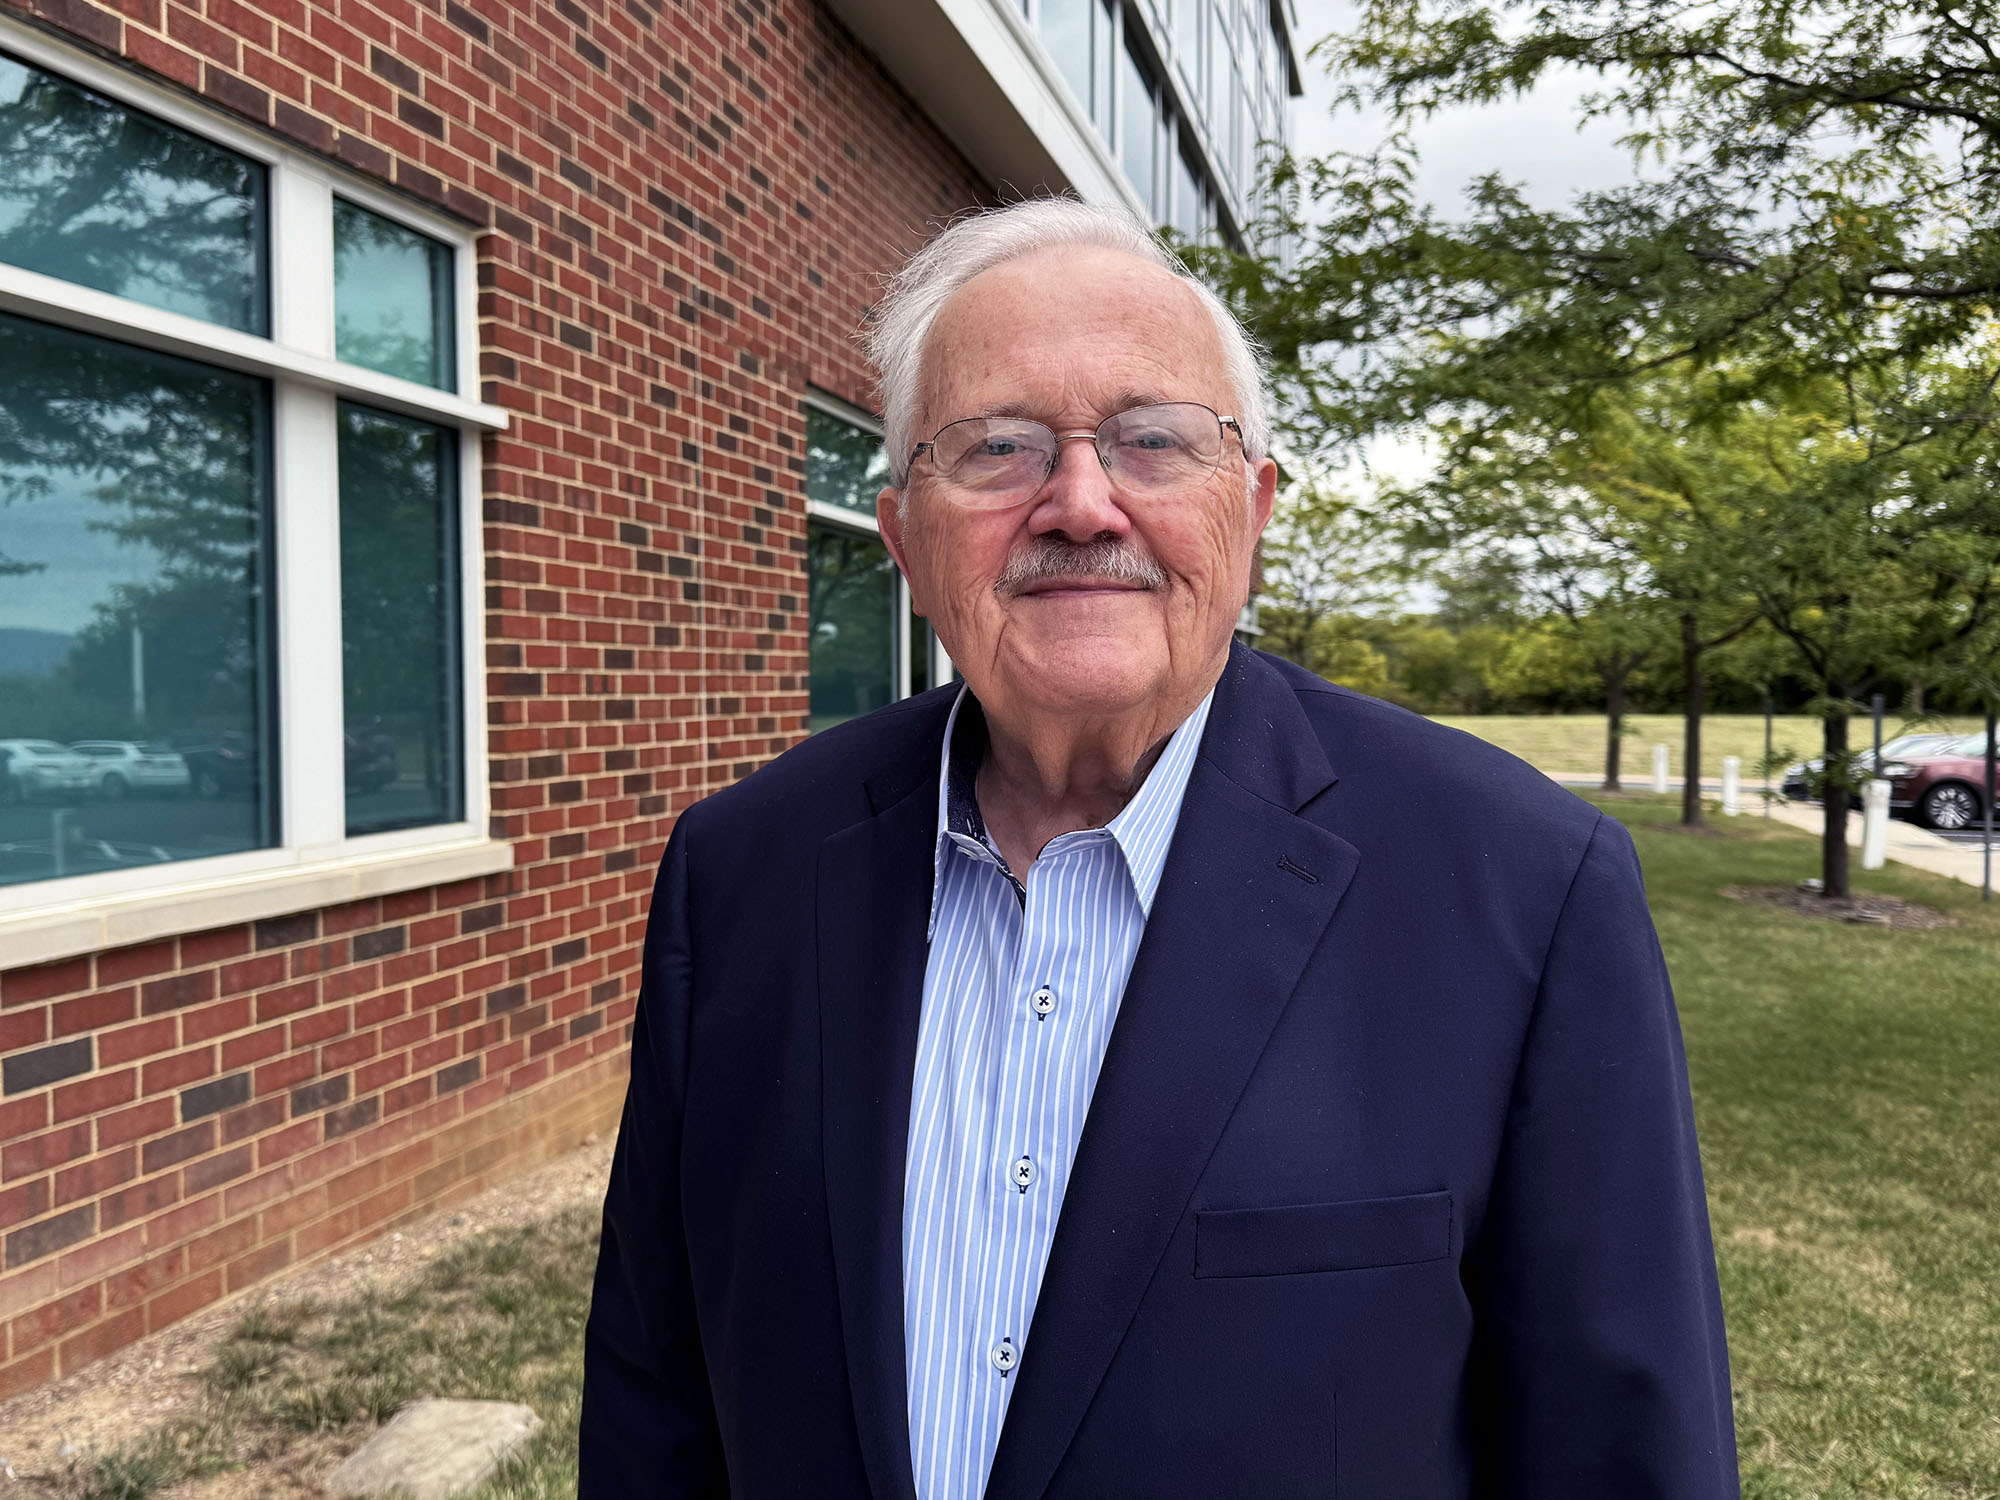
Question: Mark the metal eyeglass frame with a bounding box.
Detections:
[905,402,1246,500]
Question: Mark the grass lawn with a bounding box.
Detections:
[1433,712,1986,778]
[53,801,2000,1498]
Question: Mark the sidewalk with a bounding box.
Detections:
[1549,773,1997,891]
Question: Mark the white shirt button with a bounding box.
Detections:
[1010,1155,1036,1190]
[1030,985,1055,1018]
[990,1337,1018,1374]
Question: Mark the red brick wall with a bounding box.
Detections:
[0,0,989,1397]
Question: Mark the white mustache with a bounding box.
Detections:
[995,539,1169,595]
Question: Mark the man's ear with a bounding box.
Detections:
[877,485,926,617]
[1249,456,1278,538]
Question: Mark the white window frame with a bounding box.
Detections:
[0,18,512,968]
[803,392,952,710]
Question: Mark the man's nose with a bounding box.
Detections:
[1028,434,1131,541]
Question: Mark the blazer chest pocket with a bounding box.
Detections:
[1194,1190,1453,1278]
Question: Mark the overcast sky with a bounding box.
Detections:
[1279,1,1642,492]
[1287,0,1638,212]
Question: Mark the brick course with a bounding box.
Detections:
[0,0,988,1391]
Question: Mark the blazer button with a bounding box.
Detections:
[990,1337,1018,1374]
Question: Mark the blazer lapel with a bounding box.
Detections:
[819,748,939,1500]
[983,650,1360,1500]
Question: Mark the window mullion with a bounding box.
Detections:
[271,161,334,358]
[274,384,348,850]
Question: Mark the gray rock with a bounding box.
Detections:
[327,1398,541,1499]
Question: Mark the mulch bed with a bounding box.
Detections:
[1722,885,1954,930]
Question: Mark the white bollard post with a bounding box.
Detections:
[1721,756,1741,816]
[1652,744,1670,795]
[1861,778,1891,871]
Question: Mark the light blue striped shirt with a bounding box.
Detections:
[903,684,1213,1500]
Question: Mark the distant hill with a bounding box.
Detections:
[0,628,75,679]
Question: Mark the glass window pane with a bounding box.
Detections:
[0,52,267,333]
[337,404,463,835]
[1173,137,1204,239]
[1094,0,1115,132]
[1039,0,1095,116]
[806,406,889,517]
[1120,39,1158,215]
[1174,0,1203,89]
[334,199,455,391]
[0,313,274,887]
[808,521,897,732]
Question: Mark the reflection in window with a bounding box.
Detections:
[1120,38,1159,215]
[806,406,890,517]
[1092,0,1115,135]
[0,313,274,887]
[1172,137,1206,240]
[333,199,455,390]
[808,521,897,733]
[0,52,267,333]
[1040,0,1096,118]
[337,404,462,835]
[1172,0,1203,89]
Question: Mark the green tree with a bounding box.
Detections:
[1255,479,1401,683]
[1186,0,2000,891]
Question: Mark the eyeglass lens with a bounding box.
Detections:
[926,403,1227,504]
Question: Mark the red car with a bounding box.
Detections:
[1882,734,1995,830]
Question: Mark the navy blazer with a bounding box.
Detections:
[580,645,1739,1499]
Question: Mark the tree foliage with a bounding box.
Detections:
[1193,0,2000,891]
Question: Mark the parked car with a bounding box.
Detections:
[0,746,15,808]
[164,730,259,800]
[1780,732,1966,802]
[0,739,95,801]
[68,740,192,799]
[1881,733,1995,831]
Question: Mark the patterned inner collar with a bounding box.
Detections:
[925,682,1216,936]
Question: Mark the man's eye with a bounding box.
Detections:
[1123,430,1182,452]
[980,439,1025,457]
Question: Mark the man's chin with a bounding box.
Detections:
[989,638,1167,721]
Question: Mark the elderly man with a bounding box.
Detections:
[579,199,1738,1499]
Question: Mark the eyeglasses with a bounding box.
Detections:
[908,402,1245,509]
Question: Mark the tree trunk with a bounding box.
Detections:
[1681,611,1704,827]
[1602,667,1627,792]
[1821,712,1851,898]
[1908,681,1925,714]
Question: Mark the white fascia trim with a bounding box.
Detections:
[0,836,515,970]
[971,0,1141,212]
[823,0,1138,213]
[805,388,885,434]
[808,498,882,535]
[0,263,508,432]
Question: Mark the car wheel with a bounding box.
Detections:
[1920,781,1981,831]
[100,773,129,801]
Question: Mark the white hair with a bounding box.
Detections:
[866,197,1271,487]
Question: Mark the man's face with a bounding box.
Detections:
[878,247,1277,730]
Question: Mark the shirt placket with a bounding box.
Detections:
[967,835,1106,1410]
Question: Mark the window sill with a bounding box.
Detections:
[0,838,516,971]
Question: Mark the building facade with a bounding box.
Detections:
[0,0,1298,1395]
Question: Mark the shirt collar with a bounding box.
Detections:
[926,682,1214,937]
